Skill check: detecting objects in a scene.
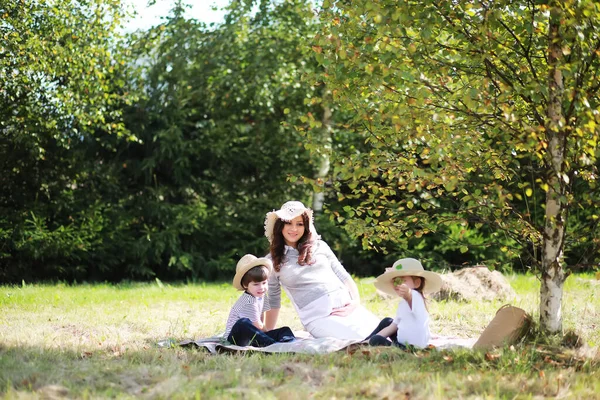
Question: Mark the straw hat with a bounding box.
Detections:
[264,201,318,243]
[232,254,273,291]
[374,258,442,296]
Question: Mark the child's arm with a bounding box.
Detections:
[397,284,413,309]
[375,322,398,338]
[252,319,265,331]
[253,311,266,331]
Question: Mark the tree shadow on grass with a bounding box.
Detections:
[0,340,597,399]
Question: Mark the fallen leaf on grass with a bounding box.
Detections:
[543,355,564,367]
[344,343,364,355]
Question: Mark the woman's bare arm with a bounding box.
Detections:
[264,308,280,331]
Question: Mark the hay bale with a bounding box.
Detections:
[432,266,516,302]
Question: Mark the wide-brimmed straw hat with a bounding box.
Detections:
[374,258,442,296]
[232,254,273,291]
[264,201,318,243]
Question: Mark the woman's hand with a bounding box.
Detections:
[330,301,358,317]
[264,308,280,331]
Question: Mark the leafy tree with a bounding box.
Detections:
[117,0,321,280]
[0,0,333,282]
[313,0,600,333]
[0,0,134,281]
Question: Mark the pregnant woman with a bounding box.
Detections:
[263,201,382,340]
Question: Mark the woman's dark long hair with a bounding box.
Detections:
[270,212,315,272]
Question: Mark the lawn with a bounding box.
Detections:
[1,274,598,399]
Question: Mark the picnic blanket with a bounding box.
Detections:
[158,332,476,354]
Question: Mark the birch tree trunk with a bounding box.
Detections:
[312,103,332,214]
[540,7,568,334]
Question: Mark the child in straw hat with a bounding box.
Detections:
[368,258,442,349]
[224,254,295,347]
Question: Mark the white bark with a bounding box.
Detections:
[540,186,566,332]
[312,103,332,214]
[539,259,565,333]
[540,10,567,334]
[312,190,326,214]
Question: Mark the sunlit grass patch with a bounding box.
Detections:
[1,273,598,398]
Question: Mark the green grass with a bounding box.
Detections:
[1,274,598,399]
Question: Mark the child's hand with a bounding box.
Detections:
[252,320,265,331]
[396,284,412,302]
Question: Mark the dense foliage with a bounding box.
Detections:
[0,0,134,281]
[310,0,600,331]
[113,0,320,280]
[1,0,598,310]
[1,0,321,282]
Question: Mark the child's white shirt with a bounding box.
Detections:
[393,290,430,348]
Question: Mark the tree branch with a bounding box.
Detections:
[497,18,540,82]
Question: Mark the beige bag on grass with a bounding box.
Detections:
[473,304,531,349]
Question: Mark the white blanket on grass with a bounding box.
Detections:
[158,332,476,354]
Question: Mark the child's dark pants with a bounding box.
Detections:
[365,317,395,340]
[227,318,296,347]
[365,317,406,348]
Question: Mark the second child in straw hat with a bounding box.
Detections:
[224,254,295,347]
[366,258,442,349]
